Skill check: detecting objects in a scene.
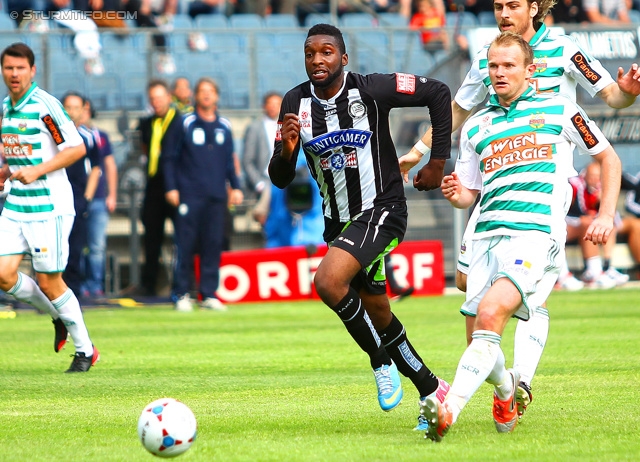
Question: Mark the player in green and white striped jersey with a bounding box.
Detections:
[422,32,621,443]
[404,0,640,430]
[0,42,99,373]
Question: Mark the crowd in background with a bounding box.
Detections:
[3,0,640,77]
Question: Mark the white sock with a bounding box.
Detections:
[51,289,93,356]
[7,272,58,318]
[485,347,512,400]
[586,256,603,275]
[513,306,549,385]
[447,330,502,424]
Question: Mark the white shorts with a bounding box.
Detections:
[457,204,480,275]
[0,215,74,273]
[461,234,563,321]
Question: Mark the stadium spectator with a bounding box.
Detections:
[172,77,194,114]
[583,0,631,23]
[567,161,632,287]
[263,149,324,248]
[163,77,243,312]
[81,98,118,298]
[428,32,622,442]
[549,0,589,23]
[187,0,225,18]
[399,0,640,423]
[122,0,177,74]
[409,0,449,49]
[0,43,99,372]
[61,92,102,299]
[134,79,182,297]
[242,91,282,225]
[269,24,452,423]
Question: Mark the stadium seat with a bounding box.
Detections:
[340,12,375,28]
[377,12,409,28]
[229,13,264,29]
[445,11,478,28]
[264,13,299,28]
[629,9,640,24]
[172,13,194,29]
[390,29,423,53]
[273,30,307,52]
[305,13,332,27]
[0,12,16,30]
[195,14,228,29]
[203,31,247,53]
[477,11,496,26]
[85,72,121,111]
[395,46,435,75]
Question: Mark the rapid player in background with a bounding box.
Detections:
[269,24,453,427]
[399,0,640,420]
[0,42,99,372]
[425,32,621,442]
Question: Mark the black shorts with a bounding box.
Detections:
[324,203,408,295]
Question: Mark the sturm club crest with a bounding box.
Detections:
[348,100,367,120]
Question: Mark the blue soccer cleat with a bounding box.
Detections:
[373,361,403,411]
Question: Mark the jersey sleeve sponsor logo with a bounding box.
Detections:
[570,52,601,84]
[41,114,65,145]
[303,128,372,156]
[571,113,598,148]
[2,134,32,157]
[395,73,416,94]
[275,122,282,141]
[484,133,553,173]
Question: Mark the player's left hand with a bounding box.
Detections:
[398,150,423,183]
[441,172,462,203]
[413,158,446,191]
[10,166,42,185]
[617,63,640,96]
[583,214,614,245]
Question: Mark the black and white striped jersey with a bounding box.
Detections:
[269,71,452,222]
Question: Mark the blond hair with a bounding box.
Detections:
[489,31,534,65]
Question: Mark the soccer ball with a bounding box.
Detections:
[137,398,197,458]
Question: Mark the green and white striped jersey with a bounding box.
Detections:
[2,83,84,221]
[455,24,614,111]
[456,88,610,242]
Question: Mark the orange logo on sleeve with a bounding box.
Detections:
[484,133,552,173]
[41,114,65,145]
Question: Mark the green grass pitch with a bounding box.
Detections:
[1,288,639,461]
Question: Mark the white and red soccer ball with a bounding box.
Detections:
[137,398,197,458]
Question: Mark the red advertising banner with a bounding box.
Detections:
[216,240,444,303]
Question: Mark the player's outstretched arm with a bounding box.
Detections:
[597,64,640,108]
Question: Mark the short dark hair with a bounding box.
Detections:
[1,42,35,67]
[307,23,346,55]
[85,97,97,119]
[262,91,282,106]
[62,91,86,106]
[147,78,170,93]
